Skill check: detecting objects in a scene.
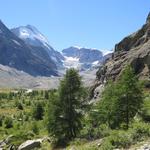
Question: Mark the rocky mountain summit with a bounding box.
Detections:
[62,46,104,63]
[91,13,150,99]
[11,25,64,70]
[0,20,58,76]
[62,46,111,70]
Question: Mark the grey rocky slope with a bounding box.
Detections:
[0,64,96,89]
[0,20,59,76]
[0,64,60,89]
[91,13,150,99]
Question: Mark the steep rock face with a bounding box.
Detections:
[97,13,150,83]
[91,13,150,99]
[0,20,58,76]
[115,13,150,52]
[97,41,150,83]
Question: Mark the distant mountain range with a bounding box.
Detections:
[0,20,112,77]
[62,46,112,70]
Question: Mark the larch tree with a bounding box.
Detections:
[47,68,87,144]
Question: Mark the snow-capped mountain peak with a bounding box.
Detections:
[11,25,50,49]
[72,46,82,49]
[25,25,49,44]
[11,25,65,69]
[102,49,113,56]
[62,46,111,71]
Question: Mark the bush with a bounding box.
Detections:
[17,102,24,110]
[100,139,114,150]
[32,122,39,135]
[141,97,150,122]
[99,121,150,149]
[110,130,132,148]
[142,80,150,88]
[100,130,132,149]
[131,121,150,141]
[81,123,111,140]
[5,117,13,128]
[9,131,35,146]
[0,116,3,126]
[33,102,44,120]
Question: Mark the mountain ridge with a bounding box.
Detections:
[11,25,65,70]
[0,20,112,80]
[0,20,59,76]
[62,46,112,70]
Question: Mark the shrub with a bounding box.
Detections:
[100,130,132,149]
[10,131,35,147]
[100,139,114,150]
[142,80,150,88]
[5,117,13,128]
[141,97,150,122]
[131,121,150,141]
[0,115,3,126]
[33,102,44,120]
[99,121,150,149]
[81,123,111,140]
[32,122,39,135]
[17,102,24,110]
[110,130,132,148]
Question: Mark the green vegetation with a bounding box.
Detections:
[94,65,143,129]
[0,89,52,148]
[76,65,150,149]
[0,67,150,149]
[47,68,87,145]
[33,102,44,120]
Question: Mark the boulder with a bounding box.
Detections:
[138,143,150,150]
[0,135,13,149]
[18,139,42,150]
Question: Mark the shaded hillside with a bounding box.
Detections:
[0,21,58,76]
[11,25,64,69]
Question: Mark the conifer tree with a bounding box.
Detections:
[96,65,143,129]
[117,65,143,129]
[47,68,87,144]
[33,102,44,120]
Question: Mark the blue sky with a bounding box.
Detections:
[0,0,150,51]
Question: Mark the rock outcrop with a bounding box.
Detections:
[0,135,14,149]
[138,143,150,150]
[115,13,150,52]
[91,12,150,100]
[18,139,43,150]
